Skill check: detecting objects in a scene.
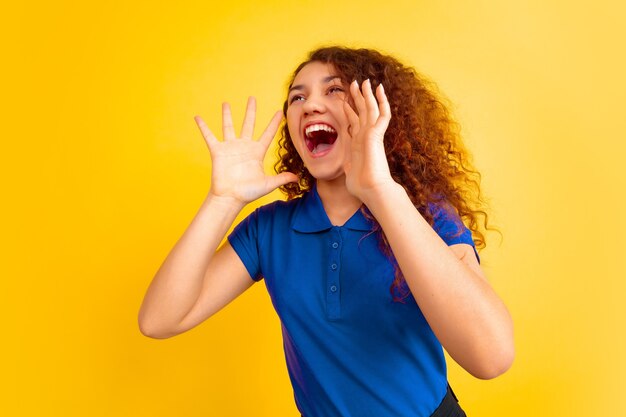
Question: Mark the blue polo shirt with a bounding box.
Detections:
[228,185,479,417]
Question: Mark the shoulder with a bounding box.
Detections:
[428,201,466,238]
[254,196,302,223]
[257,196,301,215]
[235,196,303,234]
[228,197,302,260]
[428,200,481,264]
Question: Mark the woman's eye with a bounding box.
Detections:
[328,86,344,94]
[289,95,304,104]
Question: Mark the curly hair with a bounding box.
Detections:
[274,46,500,302]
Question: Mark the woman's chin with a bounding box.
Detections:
[307,166,347,183]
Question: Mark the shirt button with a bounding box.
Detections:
[331,263,338,270]
[332,242,339,249]
[330,285,338,292]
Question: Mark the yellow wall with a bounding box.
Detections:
[2,1,624,416]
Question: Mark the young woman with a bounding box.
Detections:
[139,46,514,417]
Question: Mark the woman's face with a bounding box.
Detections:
[286,61,351,182]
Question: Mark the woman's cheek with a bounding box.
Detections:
[287,127,306,160]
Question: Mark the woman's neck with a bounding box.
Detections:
[316,177,363,226]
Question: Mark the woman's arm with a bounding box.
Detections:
[138,98,297,339]
[138,195,249,339]
[343,80,514,379]
[363,184,514,379]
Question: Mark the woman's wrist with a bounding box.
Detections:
[359,180,406,213]
[205,191,247,213]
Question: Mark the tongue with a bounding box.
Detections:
[308,130,336,154]
[312,143,333,155]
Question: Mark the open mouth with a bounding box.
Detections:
[304,123,338,155]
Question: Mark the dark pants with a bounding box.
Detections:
[300,384,467,417]
[430,384,467,417]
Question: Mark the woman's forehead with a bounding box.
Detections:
[292,61,339,85]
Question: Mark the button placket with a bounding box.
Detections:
[326,228,342,320]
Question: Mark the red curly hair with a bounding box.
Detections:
[274,46,499,302]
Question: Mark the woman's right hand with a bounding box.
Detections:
[194,97,298,205]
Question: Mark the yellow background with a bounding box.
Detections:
[2,0,624,416]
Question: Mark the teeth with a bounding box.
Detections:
[305,124,336,137]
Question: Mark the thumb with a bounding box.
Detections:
[266,172,299,191]
[343,160,352,176]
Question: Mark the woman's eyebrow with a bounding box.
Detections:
[289,75,342,94]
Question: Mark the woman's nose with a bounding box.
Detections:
[302,94,325,115]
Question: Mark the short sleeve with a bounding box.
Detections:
[430,202,481,264]
[227,209,264,281]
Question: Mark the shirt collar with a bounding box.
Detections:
[291,183,375,233]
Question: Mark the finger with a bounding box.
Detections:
[222,102,236,140]
[362,79,380,124]
[258,110,284,149]
[374,84,391,133]
[350,80,367,123]
[194,115,218,149]
[343,100,360,138]
[240,96,256,140]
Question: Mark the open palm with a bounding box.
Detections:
[194,97,298,204]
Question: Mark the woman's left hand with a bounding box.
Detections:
[343,79,397,204]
